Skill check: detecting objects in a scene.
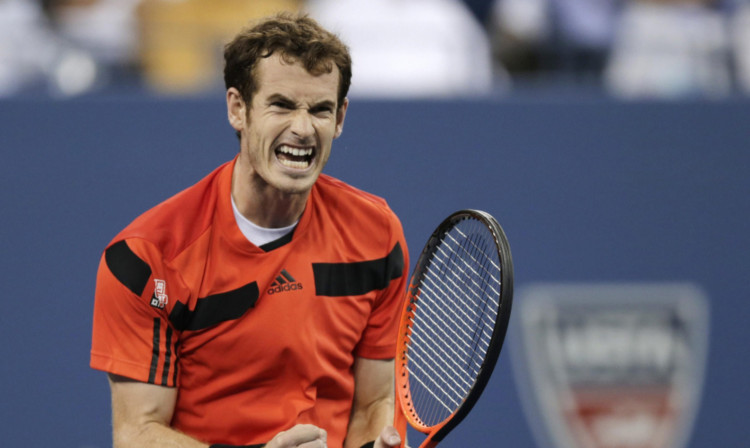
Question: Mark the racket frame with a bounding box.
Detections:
[395,209,514,447]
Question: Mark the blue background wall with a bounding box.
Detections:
[1,96,748,447]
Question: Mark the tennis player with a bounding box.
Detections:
[90,13,408,448]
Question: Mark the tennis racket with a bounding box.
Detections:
[395,209,513,448]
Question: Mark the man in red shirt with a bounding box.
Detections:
[91,13,408,448]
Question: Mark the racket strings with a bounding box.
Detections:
[444,229,502,297]
[409,296,483,366]
[420,278,492,346]
[406,218,502,427]
[409,330,477,391]
[429,243,498,336]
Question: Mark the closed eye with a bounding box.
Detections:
[270,100,294,110]
[266,93,296,110]
[310,101,336,117]
[310,105,334,116]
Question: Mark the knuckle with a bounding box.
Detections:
[274,432,287,447]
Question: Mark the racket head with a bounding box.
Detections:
[395,209,513,444]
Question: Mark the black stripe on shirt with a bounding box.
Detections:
[161,326,173,386]
[172,340,180,387]
[259,227,296,252]
[169,282,260,331]
[148,318,160,384]
[105,240,152,296]
[313,242,404,297]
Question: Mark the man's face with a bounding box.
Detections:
[229,53,348,196]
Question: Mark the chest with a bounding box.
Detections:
[169,236,381,378]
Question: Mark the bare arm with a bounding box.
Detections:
[108,374,327,448]
[109,374,208,448]
[344,358,402,448]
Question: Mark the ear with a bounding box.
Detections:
[227,87,247,132]
[334,97,349,139]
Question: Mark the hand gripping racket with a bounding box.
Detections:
[395,210,513,447]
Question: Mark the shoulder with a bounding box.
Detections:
[108,161,231,261]
[313,174,401,228]
[315,174,392,214]
[311,174,405,255]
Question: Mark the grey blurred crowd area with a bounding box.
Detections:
[2,0,749,99]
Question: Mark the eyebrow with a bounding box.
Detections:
[266,93,336,111]
[266,93,294,106]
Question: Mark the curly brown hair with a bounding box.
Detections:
[224,12,352,110]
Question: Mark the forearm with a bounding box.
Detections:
[113,420,209,448]
[108,375,206,448]
[344,395,395,448]
[115,418,323,448]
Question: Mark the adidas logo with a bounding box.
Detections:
[268,269,304,294]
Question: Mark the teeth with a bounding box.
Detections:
[278,145,313,157]
[279,159,310,169]
[276,145,313,169]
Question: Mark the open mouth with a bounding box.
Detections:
[275,145,315,170]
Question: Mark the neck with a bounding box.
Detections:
[231,161,309,228]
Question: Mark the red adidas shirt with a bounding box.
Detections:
[91,158,409,447]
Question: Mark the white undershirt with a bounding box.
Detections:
[231,196,297,247]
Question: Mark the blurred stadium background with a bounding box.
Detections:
[1,1,748,447]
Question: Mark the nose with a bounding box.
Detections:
[289,109,315,139]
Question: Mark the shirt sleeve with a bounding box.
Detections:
[90,238,181,387]
[354,213,410,359]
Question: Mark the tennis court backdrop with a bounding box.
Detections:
[0,95,747,447]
